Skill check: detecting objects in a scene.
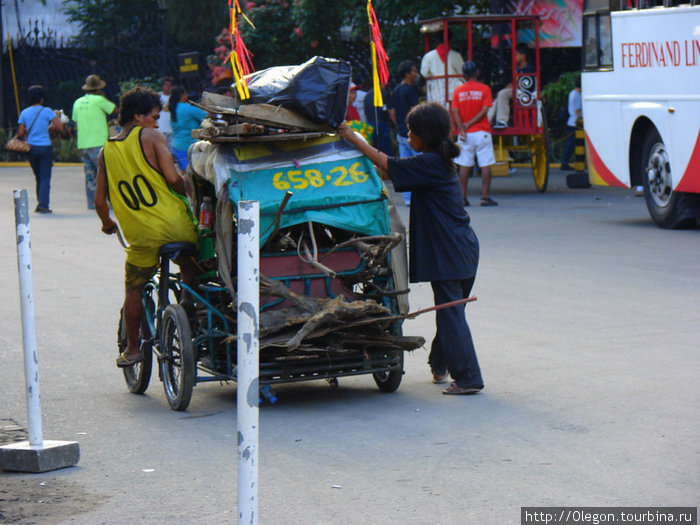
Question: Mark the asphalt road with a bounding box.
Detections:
[0,166,698,524]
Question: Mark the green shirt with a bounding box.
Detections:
[72,93,116,149]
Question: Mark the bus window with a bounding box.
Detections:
[598,16,612,67]
[582,2,613,70]
[583,17,599,68]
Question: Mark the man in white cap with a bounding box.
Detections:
[72,74,117,209]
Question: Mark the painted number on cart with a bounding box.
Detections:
[272,162,369,191]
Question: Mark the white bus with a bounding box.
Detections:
[581,0,700,228]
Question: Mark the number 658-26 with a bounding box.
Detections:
[272,162,369,191]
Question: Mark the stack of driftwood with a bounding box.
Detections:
[256,276,424,356]
[191,91,335,143]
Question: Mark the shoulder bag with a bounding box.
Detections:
[5,107,43,153]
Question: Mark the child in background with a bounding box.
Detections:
[345,82,374,142]
[337,103,484,395]
[345,83,361,121]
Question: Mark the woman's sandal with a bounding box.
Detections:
[442,382,483,395]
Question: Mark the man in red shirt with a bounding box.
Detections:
[451,61,498,206]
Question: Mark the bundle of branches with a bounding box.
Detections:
[196,274,423,361]
[257,277,424,355]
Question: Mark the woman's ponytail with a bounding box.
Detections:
[439,137,460,170]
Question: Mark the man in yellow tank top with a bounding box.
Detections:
[95,87,198,367]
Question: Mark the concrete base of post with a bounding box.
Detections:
[0,440,79,473]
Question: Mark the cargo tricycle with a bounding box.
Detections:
[117,122,422,411]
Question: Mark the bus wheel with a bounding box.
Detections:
[641,129,698,229]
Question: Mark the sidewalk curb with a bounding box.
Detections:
[0,162,83,167]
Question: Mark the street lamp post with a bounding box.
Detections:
[156,0,168,78]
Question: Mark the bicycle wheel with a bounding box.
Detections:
[159,304,195,411]
[117,301,154,395]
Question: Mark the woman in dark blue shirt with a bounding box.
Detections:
[338,102,484,394]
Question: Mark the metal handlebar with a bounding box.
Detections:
[114,226,128,248]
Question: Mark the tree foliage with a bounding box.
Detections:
[62,0,160,52]
[166,0,229,51]
[62,0,227,53]
[62,0,579,97]
[239,0,490,76]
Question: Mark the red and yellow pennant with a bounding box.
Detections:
[366,0,389,107]
[228,0,255,100]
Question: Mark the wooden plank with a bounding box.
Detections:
[200,120,266,137]
[201,91,239,110]
[192,129,327,142]
[197,92,335,133]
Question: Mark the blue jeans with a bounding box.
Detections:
[397,135,418,204]
[561,125,576,165]
[28,145,53,210]
[429,278,484,389]
[80,146,101,209]
[172,148,188,171]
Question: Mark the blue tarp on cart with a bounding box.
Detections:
[222,135,390,246]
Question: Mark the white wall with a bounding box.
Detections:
[2,0,80,49]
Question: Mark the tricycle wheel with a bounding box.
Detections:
[118,303,153,395]
[373,352,404,393]
[530,132,549,192]
[160,304,195,411]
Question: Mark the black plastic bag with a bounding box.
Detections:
[239,56,351,128]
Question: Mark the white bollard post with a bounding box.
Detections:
[0,190,79,473]
[237,200,259,525]
[13,189,43,447]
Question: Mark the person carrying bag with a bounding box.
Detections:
[14,85,63,213]
[5,109,41,153]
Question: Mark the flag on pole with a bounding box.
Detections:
[366,0,389,107]
[228,0,255,100]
